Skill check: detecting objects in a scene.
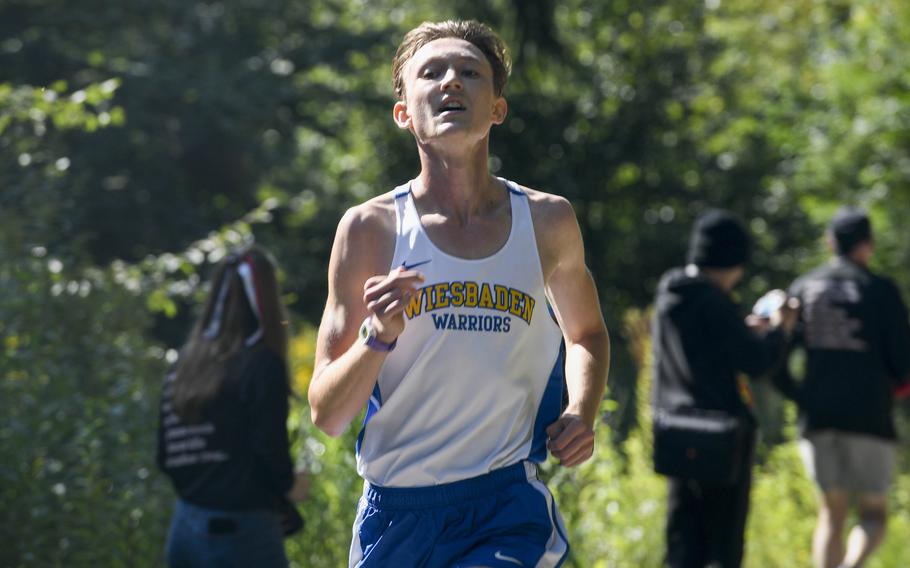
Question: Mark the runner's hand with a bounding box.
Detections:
[362,267,424,341]
[546,413,595,468]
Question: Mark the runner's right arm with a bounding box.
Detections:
[308,202,424,437]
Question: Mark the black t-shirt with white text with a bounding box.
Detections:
[787,257,910,440]
[156,345,294,511]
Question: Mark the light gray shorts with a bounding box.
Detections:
[799,430,896,495]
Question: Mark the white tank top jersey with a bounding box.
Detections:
[356,178,566,487]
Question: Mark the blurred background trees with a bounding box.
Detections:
[2,0,909,565]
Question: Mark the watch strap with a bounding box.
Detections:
[365,334,397,352]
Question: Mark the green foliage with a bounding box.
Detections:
[0,250,172,567]
[745,442,818,567]
[548,421,667,568]
[286,408,364,566]
[0,77,174,567]
[0,80,122,263]
[4,0,910,565]
[747,444,910,568]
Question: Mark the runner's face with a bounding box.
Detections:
[395,38,506,145]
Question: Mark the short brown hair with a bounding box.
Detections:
[392,20,512,99]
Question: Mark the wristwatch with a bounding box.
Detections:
[359,317,397,352]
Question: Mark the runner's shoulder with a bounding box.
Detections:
[510,182,576,231]
[338,190,399,243]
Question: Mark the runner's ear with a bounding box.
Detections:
[393,101,412,130]
[492,97,507,125]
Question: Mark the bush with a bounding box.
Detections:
[0,251,172,567]
[286,411,364,567]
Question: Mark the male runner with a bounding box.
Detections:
[307,19,609,568]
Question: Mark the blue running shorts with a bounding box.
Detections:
[349,461,569,568]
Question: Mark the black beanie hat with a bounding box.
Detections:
[687,209,752,268]
[828,206,871,255]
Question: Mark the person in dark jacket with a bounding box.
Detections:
[781,207,910,568]
[652,209,795,568]
[157,245,307,567]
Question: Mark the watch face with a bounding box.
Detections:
[358,317,396,352]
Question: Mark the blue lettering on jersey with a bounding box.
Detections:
[430,313,513,333]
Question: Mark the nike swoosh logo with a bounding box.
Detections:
[401,259,432,270]
[494,551,524,566]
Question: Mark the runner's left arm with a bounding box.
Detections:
[538,196,610,468]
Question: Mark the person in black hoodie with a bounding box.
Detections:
[782,207,910,568]
[652,209,795,568]
[157,245,307,567]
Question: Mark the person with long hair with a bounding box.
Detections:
[157,245,306,567]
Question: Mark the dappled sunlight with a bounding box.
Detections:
[4,0,910,565]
